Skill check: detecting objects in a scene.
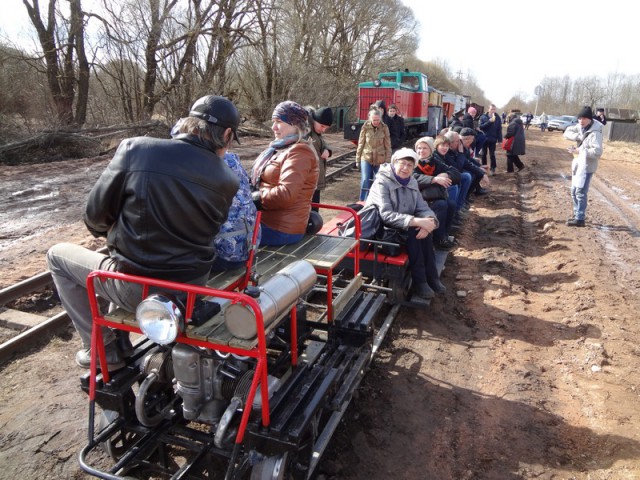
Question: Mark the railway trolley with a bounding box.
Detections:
[77,204,421,480]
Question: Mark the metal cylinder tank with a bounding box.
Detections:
[225,260,317,339]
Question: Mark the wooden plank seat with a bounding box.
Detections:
[103,233,359,352]
[256,234,358,273]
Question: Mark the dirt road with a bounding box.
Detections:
[1,129,640,479]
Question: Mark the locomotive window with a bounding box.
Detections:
[379,75,396,83]
[400,76,419,90]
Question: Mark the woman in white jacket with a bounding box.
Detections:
[563,106,603,227]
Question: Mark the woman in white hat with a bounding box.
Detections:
[365,147,445,299]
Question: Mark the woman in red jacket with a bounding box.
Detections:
[251,101,319,246]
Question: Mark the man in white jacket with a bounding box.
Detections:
[563,106,603,227]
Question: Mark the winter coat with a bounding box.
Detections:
[309,129,331,190]
[389,115,406,150]
[259,142,319,234]
[84,135,239,283]
[505,118,526,156]
[413,155,461,187]
[449,117,463,129]
[563,120,603,173]
[215,152,261,263]
[462,113,475,129]
[478,112,503,142]
[365,163,437,231]
[356,120,391,166]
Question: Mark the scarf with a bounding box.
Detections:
[251,134,299,187]
[391,165,411,186]
[416,159,436,176]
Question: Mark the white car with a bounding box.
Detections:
[547,115,578,132]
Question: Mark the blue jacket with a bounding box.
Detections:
[478,113,503,142]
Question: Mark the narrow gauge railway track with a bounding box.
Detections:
[0,154,358,363]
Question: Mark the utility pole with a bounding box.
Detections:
[534,85,542,117]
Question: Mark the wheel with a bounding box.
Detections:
[387,268,411,304]
[98,410,140,461]
[250,452,290,480]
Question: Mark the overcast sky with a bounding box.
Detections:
[402,0,639,107]
[2,0,638,108]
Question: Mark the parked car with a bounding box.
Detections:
[547,115,578,132]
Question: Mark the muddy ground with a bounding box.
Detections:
[1,129,639,479]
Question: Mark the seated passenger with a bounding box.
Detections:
[212,152,261,272]
[433,135,472,212]
[365,147,445,299]
[251,101,319,246]
[413,137,460,250]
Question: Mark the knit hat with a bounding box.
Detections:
[459,127,476,137]
[577,106,593,119]
[415,136,435,153]
[391,147,419,164]
[311,106,333,127]
[272,101,310,131]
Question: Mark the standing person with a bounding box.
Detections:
[365,148,444,299]
[374,99,393,133]
[594,108,607,125]
[501,111,507,124]
[563,106,603,227]
[356,109,391,201]
[539,112,548,132]
[47,95,241,371]
[251,101,319,246]
[388,104,406,151]
[478,103,503,175]
[504,113,526,172]
[524,112,533,130]
[463,106,485,157]
[305,106,333,210]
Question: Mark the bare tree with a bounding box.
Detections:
[21,0,91,126]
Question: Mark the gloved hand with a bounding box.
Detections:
[251,190,263,210]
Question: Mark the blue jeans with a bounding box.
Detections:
[260,223,304,246]
[447,185,460,208]
[571,173,593,221]
[360,161,380,201]
[457,172,473,209]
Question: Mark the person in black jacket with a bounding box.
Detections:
[47,95,241,371]
[594,108,607,125]
[413,136,461,250]
[463,106,486,157]
[388,104,406,151]
[449,109,464,129]
[478,103,503,174]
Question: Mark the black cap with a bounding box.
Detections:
[577,105,593,119]
[189,95,241,144]
[311,107,333,127]
[459,127,475,137]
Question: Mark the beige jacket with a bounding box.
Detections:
[356,120,391,166]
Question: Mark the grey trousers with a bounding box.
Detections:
[46,243,143,348]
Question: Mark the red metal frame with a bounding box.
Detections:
[311,203,361,322]
[85,271,298,443]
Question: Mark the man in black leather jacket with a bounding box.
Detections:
[47,95,241,371]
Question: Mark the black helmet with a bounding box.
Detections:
[189,95,241,143]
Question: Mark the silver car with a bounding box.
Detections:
[547,115,578,132]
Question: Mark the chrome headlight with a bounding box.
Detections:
[136,294,184,345]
